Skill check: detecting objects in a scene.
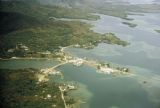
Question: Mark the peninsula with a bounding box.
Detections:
[122,22,137,28]
[155,29,160,33]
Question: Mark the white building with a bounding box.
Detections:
[7,49,15,53]
[99,67,114,74]
[68,58,84,66]
[67,85,76,90]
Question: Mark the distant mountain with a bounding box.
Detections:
[154,0,160,4]
[37,0,129,6]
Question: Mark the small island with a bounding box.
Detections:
[122,17,134,21]
[122,22,137,28]
[155,29,160,33]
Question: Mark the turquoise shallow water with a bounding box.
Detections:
[0,59,59,69]
[58,64,155,108]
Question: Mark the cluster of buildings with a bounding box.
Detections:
[40,68,62,76]
[73,43,95,49]
[8,43,29,53]
[59,84,77,92]
[57,47,85,67]
[99,66,115,74]
[7,43,30,57]
[68,57,84,67]
[97,63,129,75]
[37,67,63,83]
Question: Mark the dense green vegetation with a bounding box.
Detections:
[122,22,137,28]
[0,1,129,58]
[0,69,64,108]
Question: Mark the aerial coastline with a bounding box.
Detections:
[1,0,160,108]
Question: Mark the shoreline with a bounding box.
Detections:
[1,46,132,76]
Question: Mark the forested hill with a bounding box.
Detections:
[0,0,98,35]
